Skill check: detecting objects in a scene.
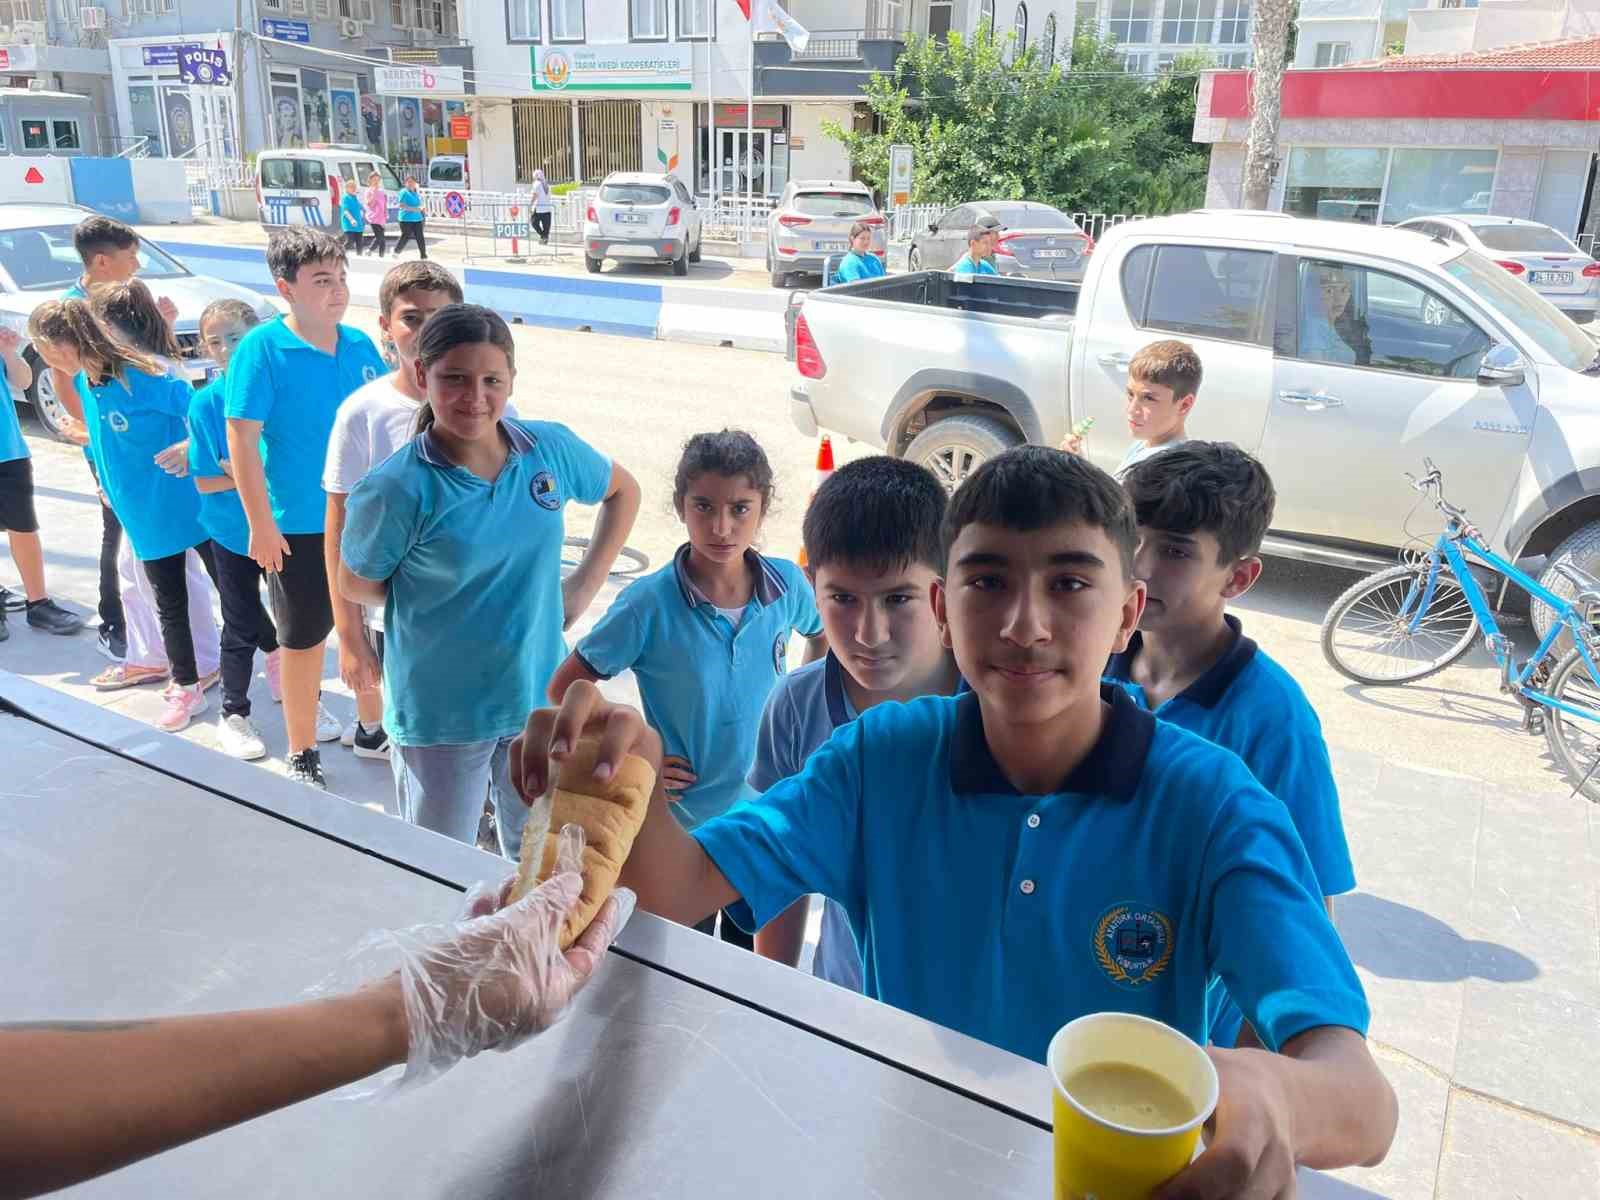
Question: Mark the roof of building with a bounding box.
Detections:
[0,87,93,102]
[1348,33,1600,70]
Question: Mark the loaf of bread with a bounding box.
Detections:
[508,739,655,947]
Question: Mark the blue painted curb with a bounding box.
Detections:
[159,241,281,297]
[463,267,662,340]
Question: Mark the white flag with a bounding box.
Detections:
[753,0,810,53]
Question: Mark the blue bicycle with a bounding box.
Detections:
[1321,459,1600,801]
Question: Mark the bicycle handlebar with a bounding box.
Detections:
[1405,460,1471,527]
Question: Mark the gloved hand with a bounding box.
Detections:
[327,823,634,1093]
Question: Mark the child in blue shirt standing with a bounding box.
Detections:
[547,430,826,948]
[516,446,1397,1194]
[188,299,282,762]
[339,304,640,858]
[1110,440,1356,1049]
[339,179,366,257]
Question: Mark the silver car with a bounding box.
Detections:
[909,200,1093,282]
[766,180,885,288]
[583,172,703,276]
[1398,214,1600,323]
[0,203,276,442]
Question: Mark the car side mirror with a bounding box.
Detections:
[1477,343,1527,388]
[927,223,938,234]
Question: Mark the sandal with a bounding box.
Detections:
[92,663,170,691]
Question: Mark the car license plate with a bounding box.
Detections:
[1035,248,1077,259]
[616,212,646,224]
[815,240,847,251]
[1532,270,1574,285]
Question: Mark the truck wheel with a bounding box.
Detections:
[908,247,922,272]
[584,255,603,274]
[770,264,789,288]
[1532,519,1600,652]
[23,350,72,443]
[904,414,1023,493]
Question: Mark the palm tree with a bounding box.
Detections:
[1241,0,1297,209]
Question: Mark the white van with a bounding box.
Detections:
[255,146,403,230]
[426,155,468,189]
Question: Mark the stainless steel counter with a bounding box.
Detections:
[0,674,1368,1198]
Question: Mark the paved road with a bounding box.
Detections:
[3,313,1597,1196]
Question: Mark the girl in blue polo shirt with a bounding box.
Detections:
[29,297,216,735]
[548,430,825,949]
[339,304,640,859]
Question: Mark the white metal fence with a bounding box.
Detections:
[888,203,1147,243]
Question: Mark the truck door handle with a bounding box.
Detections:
[1098,351,1131,369]
[1278,389,1344,410]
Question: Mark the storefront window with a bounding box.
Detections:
[129,83,165,157]
[301,69,332,145]
[1381,148,1496,224]
[1283,146,1387,224]
[161,88,196,157]
[271,71,304,147]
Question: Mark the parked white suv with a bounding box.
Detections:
[766,179,885,288]
[583,173,703,276]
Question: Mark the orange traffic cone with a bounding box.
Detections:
[797,434,835,568]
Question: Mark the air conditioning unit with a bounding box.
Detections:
[13,20,46,43]
[288,0,307,14]
[81,6,107,29]
[339,15,362,37]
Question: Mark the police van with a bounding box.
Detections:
[255,146,403,229]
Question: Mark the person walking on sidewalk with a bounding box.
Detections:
[530,170,553,245]
[340,179,366,256]
[363,172,389,259]
[394,175,427,259]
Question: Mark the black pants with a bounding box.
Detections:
[694,908,755,952]
[532,210,552,243]
[344,230,364,254]
[87,460,124,636]
[394,220,427,258]
[366,223,387,257]
[144,542,219,688]
[211,542,280,718]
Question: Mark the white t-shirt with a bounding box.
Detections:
[1115,436,1185,480]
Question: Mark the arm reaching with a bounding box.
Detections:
[224,417,288,573]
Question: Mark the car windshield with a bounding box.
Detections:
[0,223,189,293]
[1444,249,1595,372]
[1472,224,1581,254]
[601,183,671,205]
[792,191,874,218]
[430,162,463,183]
[985,206,1079,231]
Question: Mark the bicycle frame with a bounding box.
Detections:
[1403,523,1600,724]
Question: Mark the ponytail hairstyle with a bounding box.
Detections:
[28,297,161,384]
[90,278,183,362]
[412,302,517,436]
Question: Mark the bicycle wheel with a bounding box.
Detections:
[1541,645,1600,804]
[1320,563,1480,686]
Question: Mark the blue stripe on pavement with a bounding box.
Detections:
[463,268,662,339]
[158,241,280,297]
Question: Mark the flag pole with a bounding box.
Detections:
[707,0,716,208]
[745,11,755,239]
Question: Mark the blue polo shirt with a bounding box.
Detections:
[694,685,1369,1062]
[341,418,612,746]
[577,544,822,831]
[834,251,885,284]
[397,188,424,222]
[185,376,251,557]
[76,367,205,562]
[0,372,27,462]
[951,254,998,276]
[61,281,88,300]
[224,317,386,535]
[340,193,366,233]
[1105,615,1356,1047]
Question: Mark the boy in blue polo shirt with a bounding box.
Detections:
[749,456,960,990]
[514,446,1397,1193]
[1111,441,1356,1049]
[226,228,387,789]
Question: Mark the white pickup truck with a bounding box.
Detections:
[788,211,1600,631]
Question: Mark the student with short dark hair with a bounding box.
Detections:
[226,228,387,788]
[1112,440,1356,1049]
[951,213,1001,276]
[749,456,958,988]
[68,216,140,295]
[515,445,1397,1194]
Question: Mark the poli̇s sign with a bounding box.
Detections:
[178,47,230,86]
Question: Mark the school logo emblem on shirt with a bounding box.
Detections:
[106,411,129,433]
[773,632,788,676]
[361,364,378,383]
[1093,904,1174,989]
[530,470,560,510]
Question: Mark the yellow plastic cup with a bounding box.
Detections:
[1048,1013,1220,1200]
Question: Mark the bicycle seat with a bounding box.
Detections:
[1554,561,1600,606]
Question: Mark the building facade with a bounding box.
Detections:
[466,0,1075,197]
[1294,0,1600,69]
[1075,0,1253,74]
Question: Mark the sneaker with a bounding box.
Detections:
[156,682,208,732]
[25,598,85,636]
[96,625,127,662]
[352,721,390,760]
[264,649,283,703]
[217,713,267,761]
[92,662,168,691]
[0,610,8,642]
[315,701,342,743]
[340,720,357,748]
[0,585,24,612]
[286,747,327,789]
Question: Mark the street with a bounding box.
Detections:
[4,308,1599,1195]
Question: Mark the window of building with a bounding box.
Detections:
[51,119,79,149]
[506,0,539,40]
[1040,12,1057,65]
[1076,0,1099,36]
[1120,50,1151,73]
[632,0,668,39]
[0,0,45,20]
[1313,41,1350,67]
[1216,0,1250,43]
[551,0,584,40]
[20,120,47,150]
[1283,146,1387,224]
[1382,148,1497,223]
[1012,3,1028,55]
[977,0,995,34]
[1106,0,1151,45]
[260,0,284,10]
[678,0,713,39]
[929,1,954,40]
[1161,0,1216,45]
